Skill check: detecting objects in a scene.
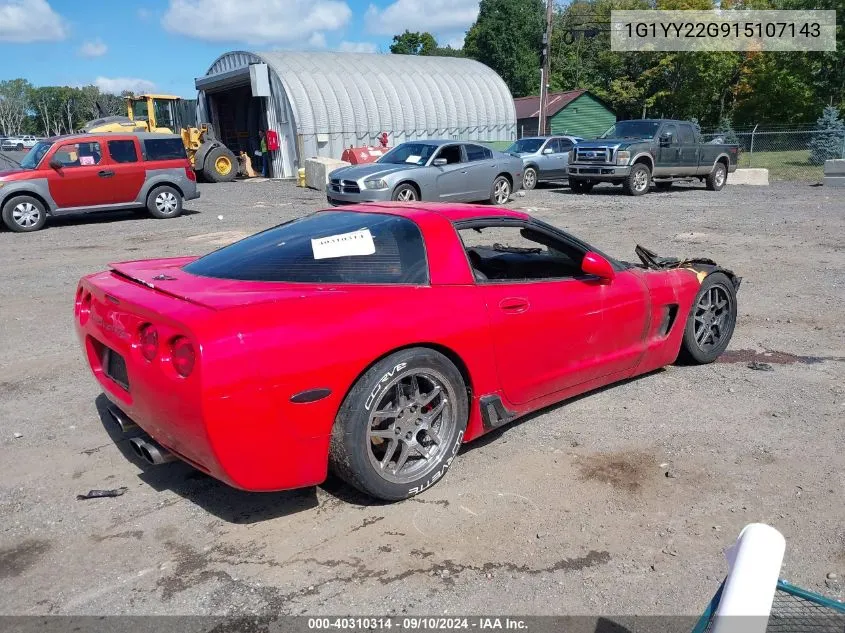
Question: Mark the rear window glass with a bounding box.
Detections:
[465,144,492,161]
[143,138,186,161]
[108,140,138,163]
[183,211,429,284]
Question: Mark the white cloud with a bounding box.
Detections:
[338,41,377,53]
[95,77,156,95]
[365,0,478,36]
[0,0,66,42]
[308,31,327,48]
[444,34,466,49]
[137,7,152,20]
[78,38,107,57]
[162,0,352,44]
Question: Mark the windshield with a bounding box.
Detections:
[506,138,545,154]
[601,121,661,140]
[377,143,438,166]
[19,141,54,169]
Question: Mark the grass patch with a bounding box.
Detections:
[739,149,823,181]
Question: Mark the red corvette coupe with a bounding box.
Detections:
[75,203,740,500]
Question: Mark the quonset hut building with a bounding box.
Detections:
[194,51,517,178]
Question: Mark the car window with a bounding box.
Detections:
[183,211,429,285]
[548,139,565,153]
[458,224,587,283]
[53,142,102,168]
[679,124,695,144]
[559,138,575,151]
[662,124,679,144]
[143,138,186,161]
[108,140,138,163]
[464,144,492,162]
[433,145,462,165]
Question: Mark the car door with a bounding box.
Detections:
[656,123,680,175]
[677,124,699,175]
[535,138,557,179]
[430,144,468,200]
[460,221,649,405]
[462,144,496,200]
[105,138,146,204]
[45,139,114,209]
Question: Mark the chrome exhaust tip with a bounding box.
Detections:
[128,437,177,465]
[107,407,138,432]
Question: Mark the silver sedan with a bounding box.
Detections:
[327,140,523,206]
[506,136,582,190]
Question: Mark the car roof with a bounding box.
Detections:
[396,139,489,147]
[43,131,182,143]
[521,135,579,140]
[323,202,530,223]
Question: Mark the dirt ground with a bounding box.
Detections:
[0,177,843,617]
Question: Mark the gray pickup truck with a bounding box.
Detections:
[567,119,739,196]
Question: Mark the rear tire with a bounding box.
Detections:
[202,146,237,183]
[146,185,183,219]
[329,348,468,501]
[623,163,651,196]
[16,143,23,151]
[2,195,47,232]
[522,167,538,191]
[569,178,593,194]
[677,272,737,364]
[706,162,727,191]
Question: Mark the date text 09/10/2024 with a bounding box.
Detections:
[307,617,529,630]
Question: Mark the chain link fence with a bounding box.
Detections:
[700,126,844,181]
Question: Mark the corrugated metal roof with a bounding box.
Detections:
[201,51,516,137]
[514,90,586,120]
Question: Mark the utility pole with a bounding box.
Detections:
[538,0,554,136]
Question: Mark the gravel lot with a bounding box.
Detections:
[0,176,843,617]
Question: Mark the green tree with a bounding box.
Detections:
[464,0,545,97]
[390,31,438,55]
[808,105,845,164]
[0,79,32,136]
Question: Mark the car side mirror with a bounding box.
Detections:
[659,134,672,147]
[48,159,63,170]
[581,251,615,283]
[542,148,554,155]
[433,158,447,166]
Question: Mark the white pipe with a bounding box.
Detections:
[710,523,785,633]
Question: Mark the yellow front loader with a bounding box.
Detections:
[83,94,238,183]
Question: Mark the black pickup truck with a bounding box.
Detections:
[567,119,739,196]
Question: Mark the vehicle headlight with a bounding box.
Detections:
[364,179,387,190]
[616,150,631,166]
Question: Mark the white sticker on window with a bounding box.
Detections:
[79,156,95,166]
[311,228,376,260]
[405,155,421,164]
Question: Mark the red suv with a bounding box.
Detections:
[0,132,199,233]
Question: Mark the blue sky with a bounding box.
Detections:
[0,0,480,96]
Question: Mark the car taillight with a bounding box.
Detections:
[185,166,196,182]
[139,324,158,361]
[171,337,195,377]
[78,291,92,324]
